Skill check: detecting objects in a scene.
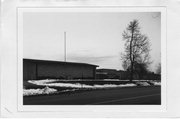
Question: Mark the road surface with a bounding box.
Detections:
[24,86,161,105]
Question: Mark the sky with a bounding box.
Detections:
[23,12,161,72]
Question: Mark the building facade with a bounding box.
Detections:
[23,59,98,81]
[96,69,129,80]
[96,68,161,80]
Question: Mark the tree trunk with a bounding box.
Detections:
[130,62,133,82]
[129,30,134,82]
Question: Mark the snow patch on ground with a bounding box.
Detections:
[93,83,136,88]
[23,86,57,96]
[28,79,137,89]
[149,81,161,86]
[28,79,58,85]
[24,79,160,96]
[103,79,122,81]
[136,82,150,86]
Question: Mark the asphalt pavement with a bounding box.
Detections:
[23,86,161,105]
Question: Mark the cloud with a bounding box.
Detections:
[67,54,115,64]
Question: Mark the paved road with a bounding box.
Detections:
[24,86,161,105]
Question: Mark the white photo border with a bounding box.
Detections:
[17,7,167,112]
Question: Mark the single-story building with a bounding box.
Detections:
[23,58,98,81]
[96,69,129,80]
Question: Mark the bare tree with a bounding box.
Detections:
[121,20,151,82]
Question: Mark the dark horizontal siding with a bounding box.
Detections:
[23,59,97,81]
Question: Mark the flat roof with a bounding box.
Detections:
[23,58,99,67]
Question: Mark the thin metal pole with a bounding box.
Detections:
[64,31,66,62]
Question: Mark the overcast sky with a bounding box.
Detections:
[23,12,161,72]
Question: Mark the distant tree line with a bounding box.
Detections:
[96,69,161,80]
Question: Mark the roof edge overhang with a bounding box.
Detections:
[23,58,99,67]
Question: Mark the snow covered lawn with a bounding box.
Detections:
[28,79,137,89]
[24,79,161,96]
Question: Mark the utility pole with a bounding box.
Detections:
[64,31,66,62]
[64,31,67,80]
